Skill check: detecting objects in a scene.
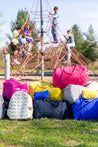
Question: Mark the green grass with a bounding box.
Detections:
[0,118,98,147]
[0,59,4,74]
[0,71,4,74]
[0,60,4,67]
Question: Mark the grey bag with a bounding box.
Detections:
[64,84,86,104]
[0,95,6,119]
[34,99,69,119]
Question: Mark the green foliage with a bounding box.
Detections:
[85,24,95,41]
[11,8,28,32]
[72,24,98,62]
[7,8,39,55]
[6,8,28,43]
[72,24,84,53]
[10,8,38,41]
[82,24,98,61]
[0,118,98,146]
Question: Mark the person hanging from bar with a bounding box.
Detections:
[49,6,59,43]
[63,30,75,64]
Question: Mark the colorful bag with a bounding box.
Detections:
[34,99,69,119]
[83,89,98,99]
[33,90,49,100]
[64,84,86,104]
[3,79,29,100]
[53,65,89,88]
[7,91,33,120]
[29,81,64,101]
[72,97,98,120]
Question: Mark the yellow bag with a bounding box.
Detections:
[29,81,64,101]
[83,89,98,99]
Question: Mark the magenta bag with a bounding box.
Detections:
[2,79,29,100]
[53,65,89,88]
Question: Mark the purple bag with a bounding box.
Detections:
[2,79,29,100]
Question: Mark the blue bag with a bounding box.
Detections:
[72,97,98,120]
[33,90,49,100]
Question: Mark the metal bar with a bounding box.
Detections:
[40,0,44,81]
[5,53,10,80]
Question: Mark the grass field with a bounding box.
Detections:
[0,118,98,147]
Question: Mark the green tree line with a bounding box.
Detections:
[72,24,98,61]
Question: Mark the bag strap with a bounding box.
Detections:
[15,88,28,93]
[82,81,91,87]
[38,81,53,88]
[63,65,78,76]
[45,99,59,108]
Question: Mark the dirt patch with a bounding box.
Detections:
[93,129,98,132]
[66,139,82,146]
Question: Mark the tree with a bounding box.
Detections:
[11,8,28,32]
[82,24,98,61]
[6,8,28,41]
[7,9,28,54]
[71,24,98,62]
[7,8,38,54]
[71,24,84,53]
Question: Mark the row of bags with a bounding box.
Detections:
[2,79,98,103]
[2,79,63,101]
[0,91,69,120]
[1,90,98,120]
[64,82,98,104]
[2,65,90,101]
[1,78,98,120]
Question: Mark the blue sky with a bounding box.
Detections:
[0,0,98,48]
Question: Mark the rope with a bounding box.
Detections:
[0,0,98,77]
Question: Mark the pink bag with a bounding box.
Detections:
[53,65,89,88]
[2,79,29,100]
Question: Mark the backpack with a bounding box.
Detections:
[7,91,33,120]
